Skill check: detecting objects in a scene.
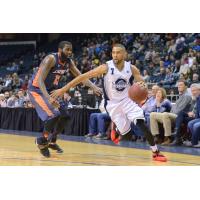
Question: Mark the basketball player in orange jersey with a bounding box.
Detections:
[50,44,167,162]
[28,41,102,157]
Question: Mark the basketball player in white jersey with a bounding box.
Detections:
[50,44,167,162]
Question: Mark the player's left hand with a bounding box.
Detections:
[91,85,103,96]
[50,88,65,99]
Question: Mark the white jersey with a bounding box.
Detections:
[103,60,145,134]
[103,60,132,101]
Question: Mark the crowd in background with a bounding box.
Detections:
[1,33,200,109]
[0,33,200,147]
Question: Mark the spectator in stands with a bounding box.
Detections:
[150,80,192,145]
[155,67,166,83]
[12,73,23,90]
[191,73,200,84]
[185,92,200,147]
[171,83,200,145]
[0,94,7,107]
[21,75,29,90]
[62,92,73,108]
[143,69,150,83]
[160,67,176,89]
[168,39,176,54]
[150,88,172,144]
[164,55,171,68]
[0,77,3,93]
[142,84,160,126]
[85,100,111,139]
[16,90,26,107]
[189,64,199,80]
[2,75,12,92]
[179,57,190,76]
[4,91,10,101]
[188,50,196,68]
[27,101,33,108]
[6,62,19,72]
[7,94,18,108]
[172,60,181,74]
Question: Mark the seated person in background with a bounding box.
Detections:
[142,84,160,127]
[70,90,82,105]
[160,68,176,89]
[7,94,18,108]
[171,83,200,145]
[0,94,7,107]
[62,92,73,108]
[85,88,96,108]
[85,99,111,139]
[184,88,200,147]
[150,88,172,144]
[150,80,192,145]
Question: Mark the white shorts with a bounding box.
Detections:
[105,97,145,135]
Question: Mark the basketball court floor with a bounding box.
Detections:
[0,130,200,166]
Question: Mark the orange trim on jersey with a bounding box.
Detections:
[30,91,54,117]
[32,67,42,87]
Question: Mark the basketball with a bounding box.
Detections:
[128,83,148,105]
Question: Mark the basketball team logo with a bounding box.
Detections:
[112,78,128,91]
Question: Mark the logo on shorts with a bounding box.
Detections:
[113,78,128,91]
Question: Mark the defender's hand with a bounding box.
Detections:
[91,85,103,96]
[50,88,65,99]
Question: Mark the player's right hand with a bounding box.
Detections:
[136,81,147,89]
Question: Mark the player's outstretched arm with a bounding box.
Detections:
[69,60,102,96]
[50,64,108,99]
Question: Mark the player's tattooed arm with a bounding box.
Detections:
[35,55,59,108]
[37,55,55,99]
[50,64,108,99]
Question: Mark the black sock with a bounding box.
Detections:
[120,130,133,141]
[44,116,60,133]
[54,116,69,133]
[48,116,69,143]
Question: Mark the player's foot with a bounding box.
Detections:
[35,137,50,158]
[152,150,167,162]
[111,129,120,144]
[48,143,64,153]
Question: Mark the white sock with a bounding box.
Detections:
[150,145,158,153]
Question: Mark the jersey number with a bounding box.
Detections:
[111,68,114,75]
[53,75,61,86]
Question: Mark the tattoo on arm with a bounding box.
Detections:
[38,55,55,99]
